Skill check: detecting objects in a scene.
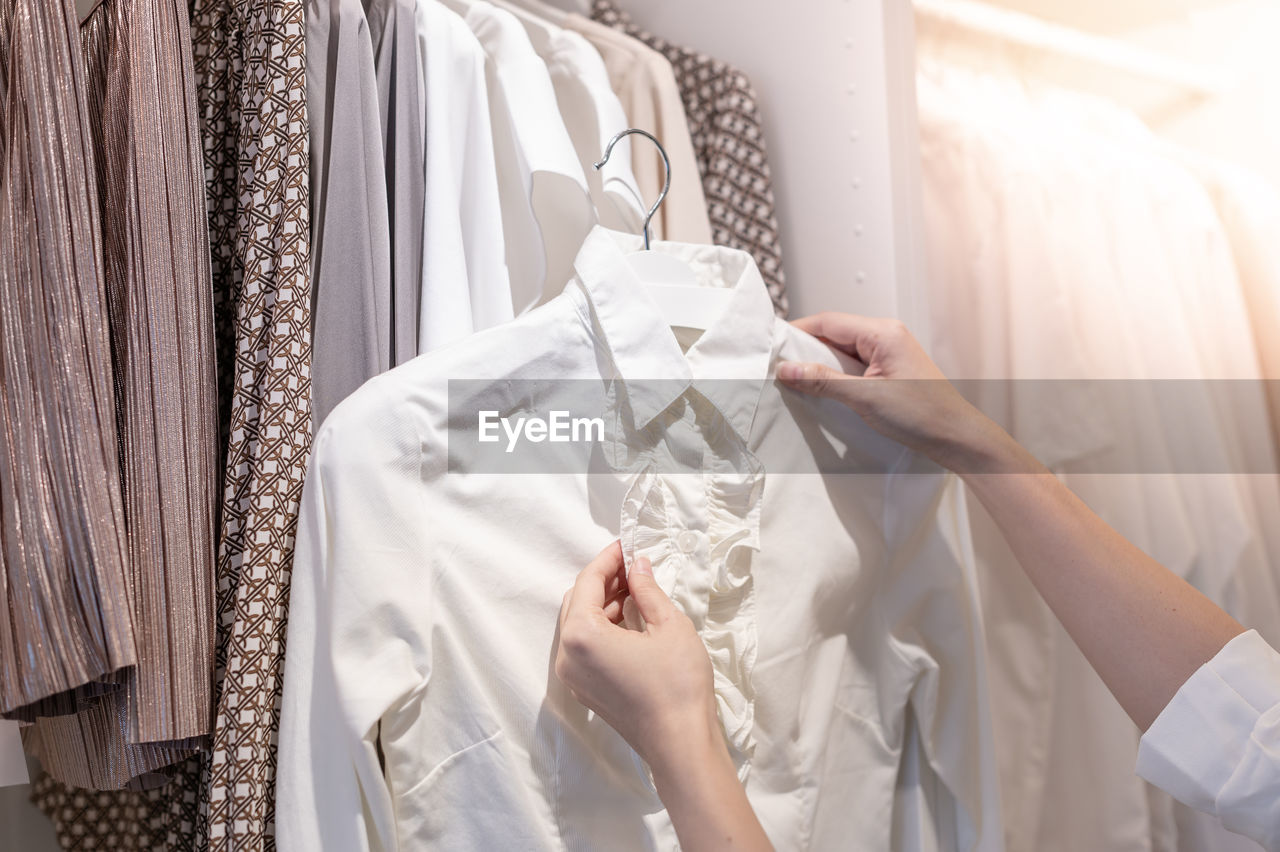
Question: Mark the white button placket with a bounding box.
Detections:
[676,529,700,554]
[671,522,712,631]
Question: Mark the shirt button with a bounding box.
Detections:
[676,530,700,554]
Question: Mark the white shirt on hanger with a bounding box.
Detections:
[415,1,512,349]
[440,0,594,314]
[276,226,1003,852]
[916,65,1209,852]
[495,0,646,233]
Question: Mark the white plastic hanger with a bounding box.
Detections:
[594,129,732,331]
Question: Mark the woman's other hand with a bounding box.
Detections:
[777,312,1017,472]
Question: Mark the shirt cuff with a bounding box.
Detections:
[1136,629,1280,825]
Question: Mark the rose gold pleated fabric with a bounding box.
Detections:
[31,0,314,838]
[2,0,220,794]
[0,0,136,718]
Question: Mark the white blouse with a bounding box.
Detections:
[440,0,594,314]
[277,228,1002,851]
[1138,629,1280,851]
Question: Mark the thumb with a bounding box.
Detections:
[777,361,865,407]
[626,557,675,626]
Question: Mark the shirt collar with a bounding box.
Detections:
[571,227,776,441]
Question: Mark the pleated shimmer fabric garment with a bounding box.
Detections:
[77,0,219,754]
[13,0,220,791]
[589,0,790,317]
[0,0,136,719]
[31,0,314,840]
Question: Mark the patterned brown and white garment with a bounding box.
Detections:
[590,0,790,317]
[31,0,313,845]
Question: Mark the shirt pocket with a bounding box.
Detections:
[390,728,553,850]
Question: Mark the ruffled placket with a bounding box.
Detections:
[616,443,764,786]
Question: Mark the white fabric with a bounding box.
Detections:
[494,0,646,232]
[440,0,594,314]
[1194,162,1280,457]
[916,59,1280,852]
[1138,630,1280,851]
[277,227,1002,851]
[918,69,1177,852]
[415,1,513,348]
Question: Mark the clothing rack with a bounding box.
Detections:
[913,0,1232,99]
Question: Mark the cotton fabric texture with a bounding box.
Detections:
[1137,629,1280,852]
[441,0,592,315]
[277,227,1001,851]
[498,0,646,234]
[413,0,513,350]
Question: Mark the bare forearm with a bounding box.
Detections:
[954,432,1245,730]
[649,723,773,852]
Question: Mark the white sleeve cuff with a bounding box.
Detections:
[1136,629,1280,850]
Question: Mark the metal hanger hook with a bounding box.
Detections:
[594,128,670,251]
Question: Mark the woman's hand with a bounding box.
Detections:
[777,312,1020,473]
[554,541,720,773]
[555,542,773,851]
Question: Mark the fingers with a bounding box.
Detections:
[570,540,625,612]
[624,557,676,627]
[601,584,628,624]
[776,361,864,409]
[790,312,879,357]
[791,312,915,365]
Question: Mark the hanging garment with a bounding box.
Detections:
[1197,164,1280,460]
[917,61,1278,852]
[1047,115,1274,852]
[1137,629,1280,852]
[414,0,511,350]
[31,0,314,842]
[440,0,592,314]
[916,71,1159,852]
[277,226,1002,852]
[308,0,391,425]
[7,0,220,791]
[587,0,790,317]
[563,13,711,246]
[1052,94,1280,646]
[367,0,426,366]
[495,0,646,233]
[0,0,135,728]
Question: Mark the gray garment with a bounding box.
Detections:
[366,0,425,366]
[307,0,393,425]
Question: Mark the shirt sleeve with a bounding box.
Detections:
[278,385,429,852]
[1136,629,1280,851]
